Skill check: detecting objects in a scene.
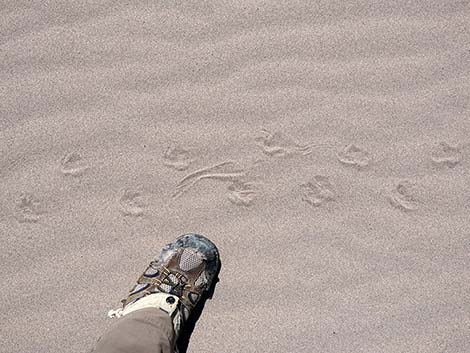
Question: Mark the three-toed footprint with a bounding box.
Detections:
[255,129,314,157]
[227,181,258,207]
[431,142,462,168]
[163,146,195,171]
[337,144,371,168]
[15,193,43,223]
[388,180,419,211]
[60,152,90,176]
[300,176,335,207]
[119,190,147,217]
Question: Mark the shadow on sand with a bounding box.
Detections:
[176,261,222,353]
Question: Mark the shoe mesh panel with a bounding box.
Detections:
[144,265,159,277]
[194,271,207,288]
[130,283,149,295]
[168,273,179,284]
[160,283,172,292]
[179,249,203,271]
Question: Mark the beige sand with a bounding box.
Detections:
[1,1,470,352]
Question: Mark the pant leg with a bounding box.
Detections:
[92,308,175,353]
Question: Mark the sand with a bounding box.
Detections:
[1,1,470,352]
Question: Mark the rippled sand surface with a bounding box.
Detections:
[1,1,470,352]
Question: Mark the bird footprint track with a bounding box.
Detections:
[388,180,419,211]
[16,193,42,223]
[173,161,245,199]
[431,142,462,168]
[60,152,90,176]
[300,176,335,207]
[227,181,258,207]
[163,146,194,171]
[255,129,331,157]
[119,190,147,217]
[337,144,371,168]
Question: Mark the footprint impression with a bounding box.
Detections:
[431,142,462,168]
[119,190,147,217]
[300,176,335,207]
[255,129,314,157]
[163,146,194,171]
[60,152,90,176]
[227,181,258,207]
[337,144,371,168]
[388,180,419,211]
[15,193,43,223]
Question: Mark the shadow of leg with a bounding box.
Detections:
[176,261,222,353]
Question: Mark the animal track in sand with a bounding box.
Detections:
[15,193,42,223]
[227,181,258,207]
[255,129,331,157]
[60,152,90,176]
[337,144,371,168]
[388,180,419,211]
[163,146,194,171]
[431,142,462,168]
[173,161,245,199]
[119,190,147,217]
[300,176,335,207]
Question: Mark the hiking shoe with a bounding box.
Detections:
[108,233,220,339]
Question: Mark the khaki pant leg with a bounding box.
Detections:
[92,308,175,353]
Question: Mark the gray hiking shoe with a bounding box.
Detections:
[108,233,220,340]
